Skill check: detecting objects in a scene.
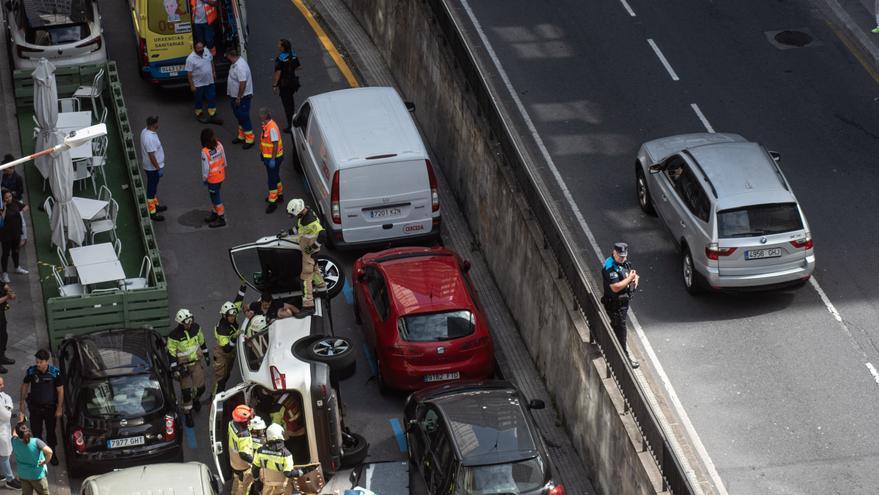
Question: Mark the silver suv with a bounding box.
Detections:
[635,133,815,293]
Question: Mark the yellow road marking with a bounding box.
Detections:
[826,20,879,86]
[291,0,360,88]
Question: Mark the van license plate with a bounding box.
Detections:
[745,248,782,260]
[107,436,145,449]
[159,65,185,73]
[424,372,460,383]
[370,207,401,219]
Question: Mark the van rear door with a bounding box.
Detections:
[227,0,248,57]
[340,160,433,244]
[209,382,248,484]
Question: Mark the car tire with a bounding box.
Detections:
[636,166,656,215]
[682,246,706,295]
[300,335,357,377]
[340,431,369,468]
[315,254,344,299]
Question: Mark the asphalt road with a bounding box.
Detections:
[78,0,409,490]
[455,0,879,493]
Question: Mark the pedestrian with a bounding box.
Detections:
[228,404,255,495]
[0,377,22,490]
[140,116,168,221]
[600,242,640,369]
[285,199,326,317]
[213,284,247,395]
[226,49,255,149]
[185,41,221,124]
[167,308,209,427]
[244,291,297,322]
[190,0,219,55]
[0,156,27,250]
[258,108,284,214]
[272,39,300,133]
[0,284,16,374]
[200,128,227,228]
[11,422,51,495]
[18,349,62,465]
[251,423,297,495]
[0,190,27,282]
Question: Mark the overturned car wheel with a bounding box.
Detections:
[297,335,357,379]
[316,254,344,299]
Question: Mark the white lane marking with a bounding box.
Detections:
[867,363,879,386]
[647,38,680,81]
[456,1,724,493]
[809,277,844,324]
[619,0,636,17]
[690,103,715,133]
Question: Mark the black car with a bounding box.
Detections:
[58,328,183,477]
[404,380,566,495]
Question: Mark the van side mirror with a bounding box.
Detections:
[404,101,416,113]
[648,163,664,174]
[461,260,471,273]
[527,399,545,410]
[769,151,781,162]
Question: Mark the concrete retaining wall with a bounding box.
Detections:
[340,0,662,493]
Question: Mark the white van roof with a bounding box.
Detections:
[309,87,427,168]
[82,462,215,494]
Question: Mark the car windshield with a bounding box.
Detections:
[460,457,546,494]
[82,374,163,418]
[717,203,803,238]
[398,310,474,342]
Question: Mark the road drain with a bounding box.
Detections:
[766,29,817,50]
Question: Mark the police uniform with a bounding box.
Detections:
[601,243,634,354]
[22,365,62,449]
[252,442,296,495]
[296,209,326,309]
[167,323,208,413]
[228,420,254,495]
[213,286,246,394]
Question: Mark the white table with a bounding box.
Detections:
[76,260,125,286]
[71,197,108,221]
[56,111,94,160]
[69,242,116,267]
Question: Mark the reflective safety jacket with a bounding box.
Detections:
[228,421,254,471]
[270,403,305,437]
[214,286,246,352]
[190,0,218,24]
[167,323,207,366]
[296,209,325,255]
[260,119,284,159]
[252,443,295,484]
[202,143,227,184]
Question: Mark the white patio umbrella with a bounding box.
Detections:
[32,58,58,179]
[47,132,86,249]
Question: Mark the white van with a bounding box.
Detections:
[291,87,441,248]
[81,462,219,494]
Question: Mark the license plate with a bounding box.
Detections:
[159,65,185,74]
[745,248,782,260]
[424,372,460,383]
[369,207,402,219]
[107,436,145,449]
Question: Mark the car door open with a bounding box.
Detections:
[210,382,249,485]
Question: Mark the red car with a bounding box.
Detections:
[353,246,495,392]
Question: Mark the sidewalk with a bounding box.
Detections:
[820,0,879,67]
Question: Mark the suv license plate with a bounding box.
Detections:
[107,436,145,449]
[746,248,782,260]
[370,207,401,219]
[424,372,460,383]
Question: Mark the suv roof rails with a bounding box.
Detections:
[681,149,718,199]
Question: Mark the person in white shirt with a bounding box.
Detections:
[185,41,221,124]
[225,49,255,149]
[0,377,22,490]
[139,116,167,221]
[190,0,218,55]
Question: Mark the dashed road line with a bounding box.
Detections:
[867,363,879,386]
[619,0,636,17]
[291,0,360,87]
[690,103,715,133]
[647,38,680,81]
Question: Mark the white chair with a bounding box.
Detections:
[73,69,105,121]
[90,135,109,187]
[52,269,83,297]
[92,185,112,220]
[58,98,80,113]
[113,238,122,257]
[89,199,118,244]
[55,247,78,283]
[43,197,55,219]
[98,106,108,125]
[72,157,96,195]
[120,256,152,291]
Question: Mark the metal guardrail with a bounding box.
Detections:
[424,0,697,492]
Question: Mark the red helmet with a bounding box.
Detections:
[232,404,253,422]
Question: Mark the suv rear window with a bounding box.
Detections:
[718,203,803,238]
[398,310,474,342]
[82,374,163,417]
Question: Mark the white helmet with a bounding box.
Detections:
[220,301,238,316]
[286,198,305,216]
[248,416,267,432]
[249,315,268,333]
[266,423,285,442]
[175,308,194,325]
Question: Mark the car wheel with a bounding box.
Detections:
[302,336,357,377]
[316,254,344,299]
[682,247,706,295]
[340,431,369,468]
[636,166,656,215]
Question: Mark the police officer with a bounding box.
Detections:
[285,199,327,317]
[213,284,247,395]
[167,309,209,426]
[601,242,640,369]
[18,349,62,465]
[251,423,299,495]
[228,404,255,495]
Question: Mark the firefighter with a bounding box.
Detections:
[251,423,299,495]
[269,393,307,464]
[213,284,247,395]
[167,309,209,427]
[244,314,269,339]
[285,199,327,317]
[228,404,255,495]
[249,415,267,450]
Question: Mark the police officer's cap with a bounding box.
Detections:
[613,242,628,257]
